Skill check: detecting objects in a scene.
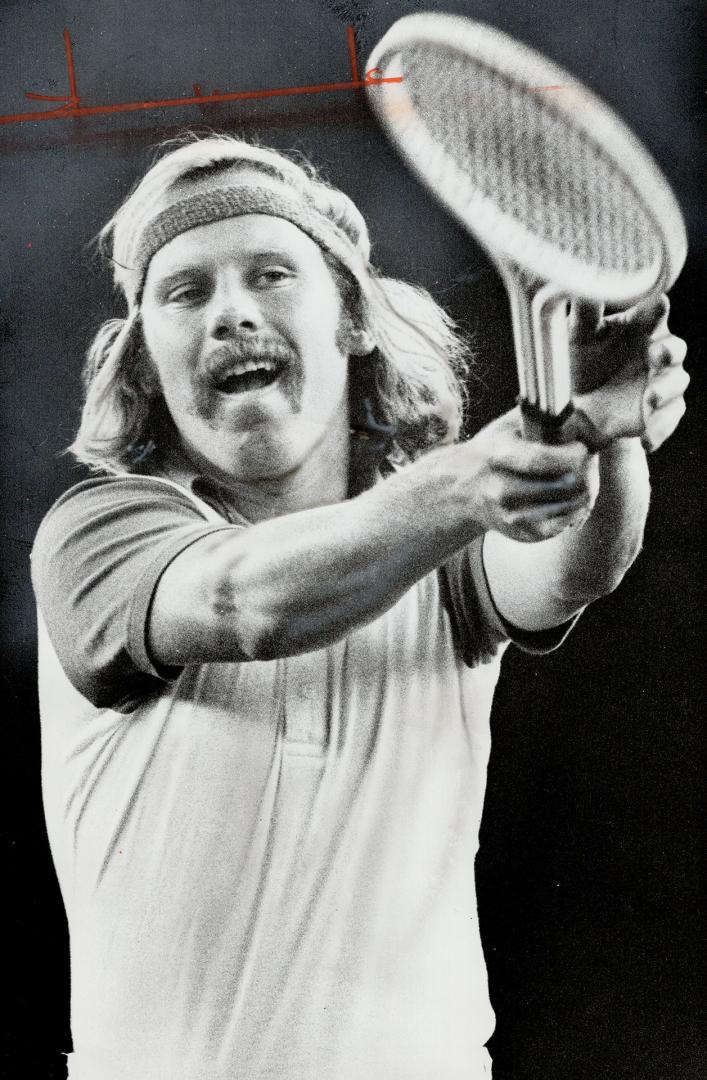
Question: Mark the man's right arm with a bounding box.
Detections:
[147,411,595,665]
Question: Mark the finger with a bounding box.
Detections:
[559,407,612,452]
[608,293,670,336]
[647,293,671,340]
[502,476,588,510]
[642,397,686,453]
[478,411,590,478]
[644,365,690,413]
[522,500,590,520]
[568,298,605,343]
[647,335,687,370]
[494,438,591,479]
[509,503,591,543]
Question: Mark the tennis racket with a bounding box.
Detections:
[366,14,687,443]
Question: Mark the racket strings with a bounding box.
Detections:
[396,44,660,275]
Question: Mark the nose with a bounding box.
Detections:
[208,278,262,340]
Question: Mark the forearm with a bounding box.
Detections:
[484,438,650,631]
[151,445,486,664]
[149,410,598,665]
[229,455,485,653]
[558,437,650,595]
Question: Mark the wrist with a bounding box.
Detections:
[597,435,648,474]
[380,442,486,548]
[572,379,646,447]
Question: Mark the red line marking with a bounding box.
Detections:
[0,77,401,125]
[346,26,360,83]
[0,26,401,127]
[25,93,72,102]
[63,28,79,103]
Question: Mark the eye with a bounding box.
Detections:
[253,267,294,287]
[166,282,206,304]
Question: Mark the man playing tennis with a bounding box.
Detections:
[32,135,688,1080]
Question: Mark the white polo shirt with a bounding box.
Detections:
[32,469,574,1080]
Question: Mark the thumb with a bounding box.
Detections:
[568,298,605,343]
[559,405,611,452]
[606,293,670,337]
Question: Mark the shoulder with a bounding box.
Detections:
[33,472,215,565]
[37,471,209,531]
[31,472,234,709]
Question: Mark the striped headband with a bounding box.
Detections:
[112,172,373,310]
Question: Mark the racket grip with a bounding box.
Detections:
[519,398,575,444]
[519,397,610,452]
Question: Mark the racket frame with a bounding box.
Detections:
[366,15,687,439]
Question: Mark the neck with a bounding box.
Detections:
[220,442,350,523]
[167,412,352,524]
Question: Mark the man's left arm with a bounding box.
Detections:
[482,294,689,633]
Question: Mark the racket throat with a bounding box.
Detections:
[502,265,574,441]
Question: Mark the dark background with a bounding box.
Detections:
[1,1,703,1077]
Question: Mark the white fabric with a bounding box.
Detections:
[38,574,503,1080]
[34,473,515,1078]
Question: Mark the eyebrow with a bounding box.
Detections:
[247,248,300,261]
[146,268,204,300]
[152,249,300,285]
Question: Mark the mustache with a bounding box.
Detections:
[205,337,298,383]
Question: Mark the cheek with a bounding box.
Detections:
[142,317,199,383]
[142,304,198,353]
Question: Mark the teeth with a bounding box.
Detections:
[228,358,277,377]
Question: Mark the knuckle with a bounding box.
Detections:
[648,341,670,367]
[492,477,511,509]
[672,337,688,365]
[656,293,670,320]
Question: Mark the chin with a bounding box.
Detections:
[208,430,317,484]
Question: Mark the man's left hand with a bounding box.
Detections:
[565,293,688,452]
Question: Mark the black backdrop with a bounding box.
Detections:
[1,1,703,1077]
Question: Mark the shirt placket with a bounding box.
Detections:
[282,650,330,752]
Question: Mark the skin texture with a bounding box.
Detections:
[141,214,365,520]
[480,292,690,631]
[568,294,688,450]
[139,213,688,663]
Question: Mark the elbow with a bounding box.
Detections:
[601,520,647,597]
[571,531,645,604]
[594,552,641,600]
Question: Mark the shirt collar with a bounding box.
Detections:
[146,425,394,523]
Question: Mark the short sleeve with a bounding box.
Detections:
[31,476,235,710]
[440,535,581,667]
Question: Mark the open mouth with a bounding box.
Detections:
[212,357,285,395]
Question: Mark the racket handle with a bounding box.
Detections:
[519,398,575,444]
[520,397,610,452]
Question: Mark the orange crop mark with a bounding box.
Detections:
[0,26,402,128]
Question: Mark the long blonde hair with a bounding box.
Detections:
[69,134,472,473]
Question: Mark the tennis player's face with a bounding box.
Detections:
[141,215,353,487]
